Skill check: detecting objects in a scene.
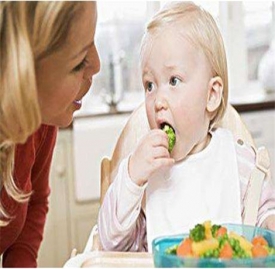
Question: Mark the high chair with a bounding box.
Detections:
[84,102,270,252]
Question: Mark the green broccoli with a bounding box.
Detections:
[211,224,221,237]
[165,244,178,255]
[267,246,275,256]
[189,224,206,242]
[162,124,176,153]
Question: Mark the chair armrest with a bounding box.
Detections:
[84,224,102,252]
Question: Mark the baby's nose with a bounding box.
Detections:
[155,97,168,112]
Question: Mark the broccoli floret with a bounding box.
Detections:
[228,238,248,258]
[267,246,275,256]
[211,224,221,237]
[190,224,206,242]
[162,124,176,153]
[218,234,229,248]
[165,244,178,255]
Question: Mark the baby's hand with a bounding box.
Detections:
[129,129,175,186]
[261,215,275,231]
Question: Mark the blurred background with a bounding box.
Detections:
[81,1,275,114]
[38,2,275,267]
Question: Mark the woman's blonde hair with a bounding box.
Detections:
[141,1,228,128]
[0,1,83,226]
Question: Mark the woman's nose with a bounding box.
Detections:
[83,46,101,80]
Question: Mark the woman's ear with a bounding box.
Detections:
[206,76,223,113]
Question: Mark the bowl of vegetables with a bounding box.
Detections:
[152,221,275,267]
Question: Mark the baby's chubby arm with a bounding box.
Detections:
[236,139,275,231]
[258,172,275,231]
[129,129,175,186]
[98,129,174,251]
[98,157,147,251]
[256,170,275,231]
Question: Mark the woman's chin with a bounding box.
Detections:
[58,116,74,128]
[42,115,73,128]
[58,120,73,128]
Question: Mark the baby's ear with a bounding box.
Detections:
[206,76,223,113]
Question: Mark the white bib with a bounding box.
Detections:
[146,128,242,252]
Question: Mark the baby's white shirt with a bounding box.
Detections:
[146,128,242,251]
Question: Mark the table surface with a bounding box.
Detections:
[64,251,154,268]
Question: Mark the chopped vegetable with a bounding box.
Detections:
[165,244,178,255]
[216,227,227,238]
[228,237,250,258]
[192,238,219,256]
[190,224,206,242]
[267,246,275,256]
[177,238,193,257]
[229,231,253,254]
[164,221,275,260]
[211,224,221,237]
[252,236,268,246]
[219,242,233,259]
[162,124,176,153]
[218,233,229,249]
[252,245,268,258]
[204,221,213,239]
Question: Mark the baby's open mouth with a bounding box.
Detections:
[160,122,176,153]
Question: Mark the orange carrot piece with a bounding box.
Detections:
[219,242,233,259]
[252,245,268,258]
[252,236,268,246]
[216,227,227,238]
[177,238,193,257]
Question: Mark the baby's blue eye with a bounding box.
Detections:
[146,82,154,92]
[170,76,180,86]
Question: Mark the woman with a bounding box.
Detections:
[0,2,100,267]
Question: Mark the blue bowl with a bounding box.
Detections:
[152,224,275,267]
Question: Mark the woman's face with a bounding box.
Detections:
[36,2,100,127]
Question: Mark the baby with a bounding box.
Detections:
[98,2,275,252]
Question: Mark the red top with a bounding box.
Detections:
[0,125,57,267]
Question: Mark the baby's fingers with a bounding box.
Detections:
[153,147,170,159]
[149,130,169,148]
[153,157,175,170]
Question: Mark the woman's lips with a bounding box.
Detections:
[73,99,82,109]
[73,99,82,105]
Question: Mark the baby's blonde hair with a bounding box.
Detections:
[0,1,83,226]
[141,1,228,128]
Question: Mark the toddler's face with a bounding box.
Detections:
[141,27,213,161]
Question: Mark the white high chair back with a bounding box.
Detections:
[101,102,259,198]
[86,102,270,252]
